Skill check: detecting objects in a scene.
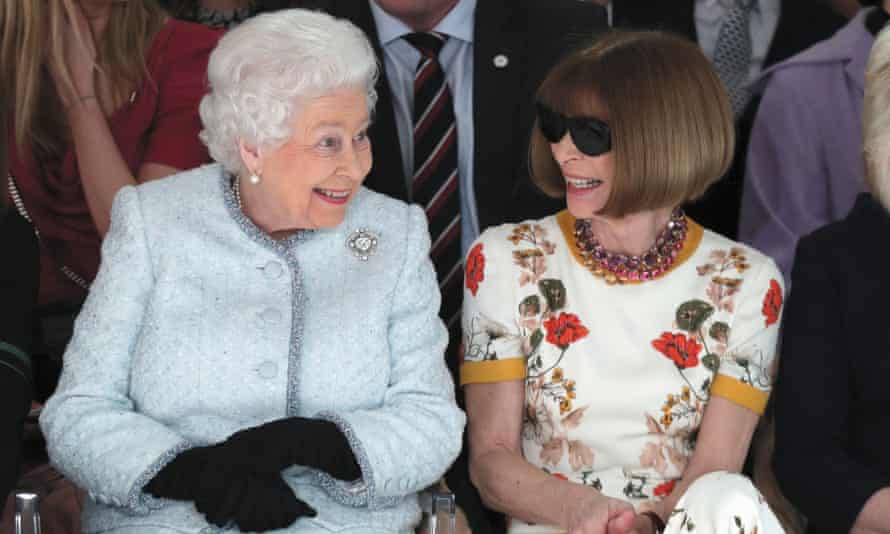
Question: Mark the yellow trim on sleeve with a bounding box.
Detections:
[460,358,527,385]
[710,374,769,415]
[555,210,704,284]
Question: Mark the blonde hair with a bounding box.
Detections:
[1,0,165,164]
[530,31,735,218]
[863,26,890,211]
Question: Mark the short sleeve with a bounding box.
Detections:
[460,228,526,385]
[710,257,785,415]
[142,23,221,170]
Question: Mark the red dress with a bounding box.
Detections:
[6,19,222,307]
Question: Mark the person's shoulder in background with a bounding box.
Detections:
[517,0,608,55]
[155,16,224,57]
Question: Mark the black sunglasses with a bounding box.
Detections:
[535,102,612,157]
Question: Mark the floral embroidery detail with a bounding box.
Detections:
[653,479,677,497]
[465,223,562,365]
[658,386,702,428]
[761,279,782,327]
[525,373,594,471]
[696,248,748,313]
[638,386,702,483]
[668,508,697,531]
[465,243,485,296]
[508,224,557,286]
[544,313,589,349]
[652,332,701,369]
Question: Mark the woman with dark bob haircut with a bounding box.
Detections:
[460,31,787,534]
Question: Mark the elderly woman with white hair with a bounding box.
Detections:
[39,8,464,534]
[772,25,890,534]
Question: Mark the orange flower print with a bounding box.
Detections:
[552,473,569,481]
[653,479,677,497]
[543,312,590,349]
[762,279,783,327]
[465,243,485,296]
[651,333,701,369]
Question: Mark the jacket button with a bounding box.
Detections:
[258,361,278,379]
[261,308,282,324]
[263,261,283,280]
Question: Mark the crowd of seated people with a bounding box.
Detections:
[1,1,889,534]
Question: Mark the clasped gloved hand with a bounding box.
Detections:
[146,444,316,532]
[219,416,362,482]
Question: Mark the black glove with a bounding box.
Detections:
[145,446,215,501]
[220,417,361,481]
[191,464,315,532]
[146,445,316,531]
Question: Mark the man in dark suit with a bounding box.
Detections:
[299,0,605,231]
[612,0,846,239]
[290,2,607,532]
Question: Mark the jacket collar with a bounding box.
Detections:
[753,8,874,93]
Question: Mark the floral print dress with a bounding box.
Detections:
[461,211,785,533]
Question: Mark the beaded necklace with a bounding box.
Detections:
[232,175,243,210]
[573,209,687,284]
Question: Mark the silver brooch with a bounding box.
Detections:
[347,228,378,261]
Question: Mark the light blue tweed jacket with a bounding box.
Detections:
[39,164,466,534]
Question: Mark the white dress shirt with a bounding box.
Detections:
[695,0,781,82]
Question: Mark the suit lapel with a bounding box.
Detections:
[472,0,522,228]
[763,0,791,68]
[764,0,845,69]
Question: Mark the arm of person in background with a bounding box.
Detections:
[461,230,636,534]
[54,7,217,236]
[738,69,830,280]
[39,187,194,515]
[774,236,890,533]
[641,256,786,531]
[0,210,38,503]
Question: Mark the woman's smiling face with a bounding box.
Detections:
[254,87,373,230]
[550,132,616,220]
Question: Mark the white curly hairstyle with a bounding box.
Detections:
[199,9,379,174]
[864,25,890,212]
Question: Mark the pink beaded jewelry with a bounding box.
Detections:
[573,209,688,285]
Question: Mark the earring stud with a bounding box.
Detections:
[249,173,261,185]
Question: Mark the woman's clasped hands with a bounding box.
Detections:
[145,417,361,532]
[567,492,663,534]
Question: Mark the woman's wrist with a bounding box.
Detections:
[560,484,606,528]
[65,94,102,118]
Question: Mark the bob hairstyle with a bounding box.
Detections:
[863,26,890,212]
[199,9,379,175]
[530,30,735,218]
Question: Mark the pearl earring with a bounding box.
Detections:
[249,173,261,185]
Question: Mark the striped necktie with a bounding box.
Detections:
[404,32,463,333]
[712,0,755,116]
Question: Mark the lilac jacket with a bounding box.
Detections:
[738,9,873,279]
